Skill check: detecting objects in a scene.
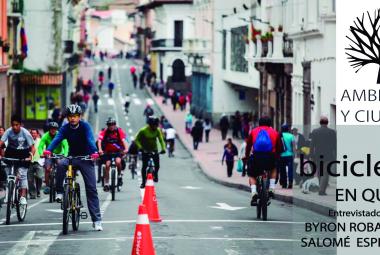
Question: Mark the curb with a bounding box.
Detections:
[142,70,336,218]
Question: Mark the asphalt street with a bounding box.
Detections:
[0,59,336,255]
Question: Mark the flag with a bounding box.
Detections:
[20,23,28,58]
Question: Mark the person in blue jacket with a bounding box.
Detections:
[44,104,103,231]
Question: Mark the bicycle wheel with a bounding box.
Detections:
[49,172,55,203]
[261,179,268,221]
[101,165,105,187]
[131,164,135,180]
[62,184,70,235]
[111,168,116,201]
[72,183,80,231]
[6,181,14,225]
[16,189,27,222]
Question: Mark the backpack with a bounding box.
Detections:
[101,128,123,150]
[253,129,273,152]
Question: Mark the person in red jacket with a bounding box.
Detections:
[244,116,280,206]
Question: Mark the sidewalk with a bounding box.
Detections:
[148,90,337,217]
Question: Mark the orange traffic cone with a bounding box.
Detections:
[131,204,156,255]
[143,173,162,222]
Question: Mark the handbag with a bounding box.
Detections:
[236,159,244,173]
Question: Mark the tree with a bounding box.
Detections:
[346,10,380,84]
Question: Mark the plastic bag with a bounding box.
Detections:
[236,159,243,173]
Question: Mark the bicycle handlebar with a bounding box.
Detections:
[51,154,92,161]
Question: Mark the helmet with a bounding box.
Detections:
[106,117,116,126]
[48,122,59,129]
[66,104,82,115]
[147,116,159,126]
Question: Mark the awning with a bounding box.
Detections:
[19,73,63,86]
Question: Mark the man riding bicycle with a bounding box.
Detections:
[43,104,103,231]
[38,122,69,195]
[134,116,166,189]
[244,116,280,206]
[97,117,128,192]
[0,115,35,206]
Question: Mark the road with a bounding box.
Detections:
[0,59,336,255]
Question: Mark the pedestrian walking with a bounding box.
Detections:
[108,66,112,80]
[195,118,204,142]
[203,118,212,142]
[219,114,230,140]
[239,138,248,177]
[185,112,193,133]
[279,124,296,189]
[98,71,104,91]
[171,91,179,111]
[178,94,186,111]
[92,91,99,113]
[108,81,115,97]
[124,93,131,114]
[139,71,145,89]
[310,116,337,196]
[28,129,43,199]
[222,138,238,177]
[191,120,203,150]
[232,111,242,139]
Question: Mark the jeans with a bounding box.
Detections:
[205,130,210,142]
[57,158,101,222]
[193,140,199,150]
[226,161,234,177]
[141,152,160,186]
[28,162,43,195]
[279,156,294,187]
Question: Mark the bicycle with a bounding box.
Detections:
[53,154,89,235]
[167,139,174,158]
[128,154,138,179]
[1,157,30,225]
[103,153,125,201]
[256,170,271,221]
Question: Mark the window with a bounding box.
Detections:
[230,26,248,72]
[25,86,61,120]
[172,59,185,82]
[174,20,183,47]
[222,30,226,69]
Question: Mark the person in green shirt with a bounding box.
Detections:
[134,116,166,188]
[279,124,296,189]
[38,122,69,194]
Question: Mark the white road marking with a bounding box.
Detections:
[210,203,246,211]
[131,93,137,98]
[128,129,133,134]
[46,209,62,214]
[126,123,131,127]
[146,98,155,106]
[5,231,35,255]
[124,116,129,120]
[0,197,48,224]
[100,193,112,217]
[181,186,202,190]
[107,98,115,105]
[211,226,223,230]
[225,249,240,255]
[0,219,305,228]
[0,236,299,244]
[29,230,60,255]
[133,98,141,105]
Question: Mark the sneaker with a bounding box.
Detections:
[118,176,123,187]
[250,193,258,206]
[19,196,27,205]
[43,186,50,195]
[103,185,110,192]
[56,193,63,203]
[29,194,36,199]
[37,191,41,197]
[140,183,145,189]
[93,221,103,231]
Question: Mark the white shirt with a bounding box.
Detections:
[165,128,176,139]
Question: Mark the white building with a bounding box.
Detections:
[139,0,194,91]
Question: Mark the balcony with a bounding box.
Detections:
[245,32,293,64]
[7,0,23,18]
[183,39,211,55]
[151,39,183,51]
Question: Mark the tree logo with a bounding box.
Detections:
[346,10,380,83]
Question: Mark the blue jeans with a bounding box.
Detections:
[57,158,101,222]
[279,156,294,187]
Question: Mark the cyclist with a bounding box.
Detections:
[143,103,154,123]
[128,139,139,176]
[97,117,128,192]
[43,104,103,231]
[244,116,280,206]
[124,93,131,114]
[38,122,69,195]
[164,124,176,157]
[98,71,104,91]
[134,116,166,188]
[0,115,35,206]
